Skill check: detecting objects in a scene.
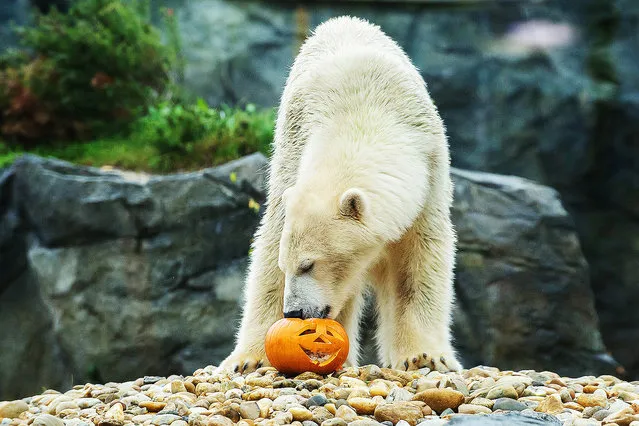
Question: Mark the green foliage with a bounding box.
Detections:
[0,102,277,173]
[134,99,275,172]
[0,0,181,145]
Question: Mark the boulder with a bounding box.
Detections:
[448,169,614,376]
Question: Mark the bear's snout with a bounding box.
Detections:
[283,305,331,320]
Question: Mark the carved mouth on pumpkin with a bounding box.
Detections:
[296,322,345,366]
[300,346,341,366]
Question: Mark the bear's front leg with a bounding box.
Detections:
[374,220,462,373]
[217,207,286,374]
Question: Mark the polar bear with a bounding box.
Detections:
[218,15,461,373]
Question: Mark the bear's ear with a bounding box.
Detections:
[339,188,367,221]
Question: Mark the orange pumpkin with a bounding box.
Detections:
[265,317,350,375]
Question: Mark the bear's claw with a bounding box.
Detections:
[217,352,270,375]
[393,351,461,373]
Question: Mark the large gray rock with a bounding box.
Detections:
[447,411,561,425]
[0,153,267,393]
[448,169,613,376]
[0,153,617,400]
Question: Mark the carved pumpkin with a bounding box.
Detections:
[265,318,350,375]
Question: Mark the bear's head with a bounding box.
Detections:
[278,185,383,320]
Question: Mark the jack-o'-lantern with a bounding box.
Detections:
[265,318,349,375]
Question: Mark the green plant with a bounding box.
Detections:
[0,0,181,145]
[0,100,277,173]
[134,98,275,171]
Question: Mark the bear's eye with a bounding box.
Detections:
[298,259,314,274]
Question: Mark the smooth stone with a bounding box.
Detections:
[412,389,465,413]
[32,414,65,426]
[302,422,319,426]
[360,365,384,381]
[140,401,167,412]
[374,402,423,426]
[576,393,607,408]
[335,405,357,422]
[273,411,294,424]
[416,420,447,426]
[290,406,314,422]
[387,387,414,403]
[492,398,527,411]
[151,414,182,425]
[348,397,378,415]
[593,409,612,421]
[470,398,494,409]
[207,415,234,426]
[486,386,519,400]
[582,406,604,418]
[311,407,333,424]
[320,419,347,426]
[76,398,102,409]
[370,381,391,398]
[0,400,29,418]
[535,394,564,415]
[305,394,328,408]
[239,402,260,420]
[571,419,601,426]
[458,404,493,414]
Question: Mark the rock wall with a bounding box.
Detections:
[0,154,618,400]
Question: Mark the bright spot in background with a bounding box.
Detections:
[491,20,578,56]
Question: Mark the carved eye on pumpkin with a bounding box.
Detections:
[265,318,350,375]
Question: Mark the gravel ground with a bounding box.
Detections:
[0,364,638,426]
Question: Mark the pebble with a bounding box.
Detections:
[412,388,465,413]
[374,402,423,426]
[239,401,260,419]
[311,406,333,424]
[458,404,492,414]
[0,400,29,418]
[290,405,314,421]
[151,414,182,425]
[492,397,527,411]
[2,364,638,426]
[369,381,390,398]
[32,414,65,426]
[335,405,358,422]
[577,392,608,408]
[486,385,519,400]
[321,419,347,426]
[348,397,378,415]
[535,393,564,415]
[387,387,414,402]
[208,415,234,426]
[469,397,494,409]
[305,394,328,408]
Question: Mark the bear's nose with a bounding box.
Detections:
[284,309,304,319]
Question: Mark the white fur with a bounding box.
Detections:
[218,16,461,373]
